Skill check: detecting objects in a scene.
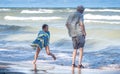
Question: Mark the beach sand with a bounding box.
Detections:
[0,61,119,74]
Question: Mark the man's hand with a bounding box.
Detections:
[66,22,69,29]
[83,32,86,37]
[80,23,86,37]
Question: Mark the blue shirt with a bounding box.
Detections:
[32,30,50,49]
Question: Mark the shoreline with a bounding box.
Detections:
[0,61,120,74]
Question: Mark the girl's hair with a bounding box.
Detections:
[42,24,48,29]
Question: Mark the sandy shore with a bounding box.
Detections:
[0,61,119,74]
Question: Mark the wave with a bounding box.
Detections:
[85,8,120,12]
[21,9,54,14]
[0,25,23,32]
[4,16,62,21]
[51,38,112,52]
[0,8,11,11]
[21,8,75,14]
[5,14,120,21]
[51,42,120,69]
[84,14,120,20]
[83,46,120,69]
[61,8,74,12]
[0,38,120,69]
[52,39,73,49]
[21,8,120,13]
[85,20,120,24]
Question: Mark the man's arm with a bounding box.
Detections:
[79,14,86,36]
[65,15,71,30]
[66,22,69,29]
[80,22,86,36]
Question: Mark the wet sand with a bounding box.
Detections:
[0,61,119,74]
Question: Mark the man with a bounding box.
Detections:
[31,24,56,64]
[66,6,86,68]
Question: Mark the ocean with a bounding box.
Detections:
[0,8,120,69]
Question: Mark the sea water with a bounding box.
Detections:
[0,8,120,69]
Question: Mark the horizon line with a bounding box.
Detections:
[0,7,120,9]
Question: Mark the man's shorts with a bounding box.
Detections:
[72,35,85,49]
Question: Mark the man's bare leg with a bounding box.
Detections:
[45,46,56,60]
[72,66,75,74]
[78,48,84,68]
[33,64,37,72]
[72,49,77,67]
[32,47,41,64]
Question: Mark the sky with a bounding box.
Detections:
[0,0,120,8]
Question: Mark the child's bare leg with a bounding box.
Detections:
[45,46,56,60]
[33,47,41,64]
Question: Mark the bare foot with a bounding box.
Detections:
[52,55,56,60]
[72,64,77,67]
[78,64,84,68]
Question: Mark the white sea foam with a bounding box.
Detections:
[21,9,54,14]
[0,48,9,51]
[84,14,120,20]
[4,16,62,21]
[0,8,11,11]
[85,20,120,24]
[85,8,120,12]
